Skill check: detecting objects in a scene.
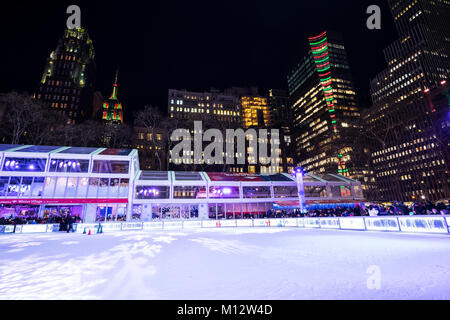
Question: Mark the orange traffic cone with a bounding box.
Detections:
[88,229,91,235]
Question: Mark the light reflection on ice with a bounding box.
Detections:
[0,235,167,300]
[190,238,254,255]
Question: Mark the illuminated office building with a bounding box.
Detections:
[287,30,367,183]
[365,0,450,202]
[241,96,272,129]
[132,126,167,171]
[35,28,96,124]
[102,71,124,125]
[168,88,241,127]
[269,89,291,134]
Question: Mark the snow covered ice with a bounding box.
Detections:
[0,228,449,300]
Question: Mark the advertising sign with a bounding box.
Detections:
[220,220,237,227]
[4,225,15,233]
[121,222,143,230]
[0,225,17,233]
[76,224,99,233]
[183,221,202,229]
[283,219,298,227]
[254,219,271,227]
[202,220,221,228]
[296,218,305,227]
[304,218,320,228]
[319,218,340,229]
[206,172,265,182]
[21,224,48,234]
[0,198,128,205]
[365,217,400,232]
[236,219,253,227]
[46,224,55,232]
[164,221,183,229]
[143,221,163,230]
[339,217,366,230]
[101,223,122,232]
[269,219,284,227]
[398,216,448,234]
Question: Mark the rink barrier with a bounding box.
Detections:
[2,216,449,235]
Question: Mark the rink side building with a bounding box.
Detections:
[0,144,363,222]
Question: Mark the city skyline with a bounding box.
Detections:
[1,0,397,118]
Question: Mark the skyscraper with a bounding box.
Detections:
[35,28,96,124]
[365,0,450,202]
[287,31,367,181]
[268,89,291,134]
[102,71,124,125]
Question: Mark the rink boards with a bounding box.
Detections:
[2,215,449,235]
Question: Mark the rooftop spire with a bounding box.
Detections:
[110,69,119,100]
[114,69,119,86]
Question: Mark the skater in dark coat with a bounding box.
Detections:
[66,215,74,233]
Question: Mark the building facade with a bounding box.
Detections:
[35,28,96,124]
[132,126,167,171]
[167,87,292,174]
[269,89,291,134]
[287,31,368,183]
[0,144,137,222]
[168,88,241,127]
[365,0,450,202]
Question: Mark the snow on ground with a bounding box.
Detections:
[0,228,449,300]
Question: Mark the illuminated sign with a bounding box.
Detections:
[0,198,128,205]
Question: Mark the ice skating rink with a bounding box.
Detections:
[0,228,449,300]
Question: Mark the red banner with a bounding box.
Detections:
[0,198,128,205]
[206,172,265,182]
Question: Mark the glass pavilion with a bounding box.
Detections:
[0,144,364,222]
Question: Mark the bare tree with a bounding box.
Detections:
[1,92,41,144]
[74,121,104,147]
[103,124,132,149]
[134,105,170,171]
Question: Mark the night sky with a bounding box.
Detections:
[1,1,397,121]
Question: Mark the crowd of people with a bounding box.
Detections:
[302,201,448,218]
[0,201,448,226]
[0,214,83,231]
